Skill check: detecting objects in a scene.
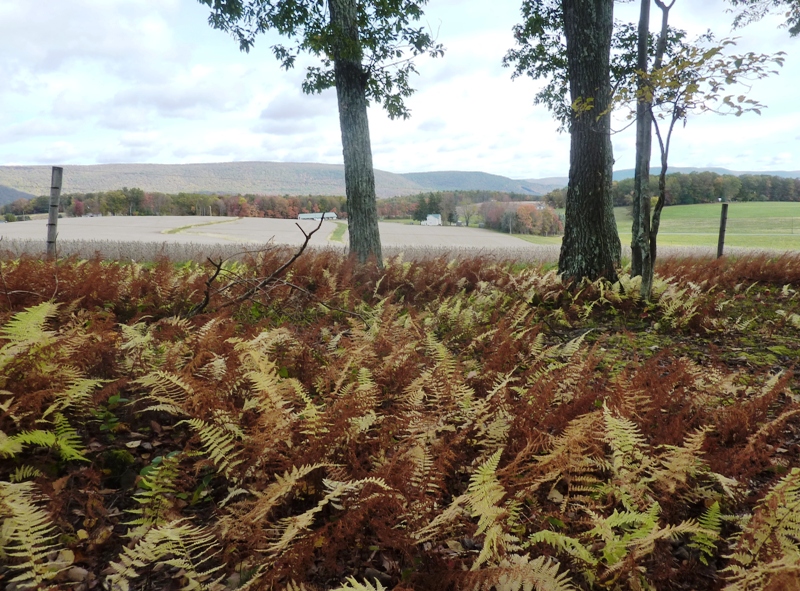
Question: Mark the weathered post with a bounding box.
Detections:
[717,202,729,259]
[46,166,63,258]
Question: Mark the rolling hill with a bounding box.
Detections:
[0,184,35,203]
[401,171,546,195]
[1,162,797,206]
[0,162,558,205]
[0,162,425,202]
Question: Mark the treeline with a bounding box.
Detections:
[543,172,800,208]
[377,190,562,235]
[0,189,347,220]
[377,190,540,221]
[480,201,563,236]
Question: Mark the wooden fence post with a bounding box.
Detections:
[717,202,729,259]
[46,166,63,259]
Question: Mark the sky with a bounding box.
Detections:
[0,0,798,180]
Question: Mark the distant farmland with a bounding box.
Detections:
[1,202,797,262]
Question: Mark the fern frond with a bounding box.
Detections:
[603,405,649,477]
[42,378,109,419]
[52,413,88,461]
[0,302,59,374]
[464,449,516,568]
[245,463,331,523]
[0,301,58,345]
[289,379,325,437]
[467,450,506,535]
[726,467,800,571]
[465,554,577,591]
[329,577,387,591]
[119,321,164,373]
[8,465,44,483]
[0,429,23,458]
[126,452,183,537]
[722,556,800,591]
[412,493,469,544]
[0,480,67,588]
[181,418,242,478]
[602,405,652,509]
[106,519,223,591]
[649,427,711,494]
[528,529,598,566]
[136,370,193,415]
[13,414,88,462]
[267,477,392,557]
[689,501,722,564]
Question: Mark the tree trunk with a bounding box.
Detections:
[640,0,674,299]
[558,0,620,282]
[631,0,652,279]
[328,0,383,265]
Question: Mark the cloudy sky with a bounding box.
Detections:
[1,0,797,180]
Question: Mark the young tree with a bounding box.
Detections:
[198,0,443,264]
[506,0,621,281]
[456,202,477,226]
[630,0,673,283]
[618,30,784,296]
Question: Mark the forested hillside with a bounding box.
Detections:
[543,171,800,208]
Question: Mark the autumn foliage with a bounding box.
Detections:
[0,250,798,591]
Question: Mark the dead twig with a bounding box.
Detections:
[186,215,330,318]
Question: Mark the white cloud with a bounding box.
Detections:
[0,0,798,178]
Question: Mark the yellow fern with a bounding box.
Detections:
[0,480,70,589]
[13,413,88,462]
[106,519,223,591]
[242,463,331,524]
[136,370,193,416]
[465,554,577,591]
[267,477,392,557]
[726,467,800,583]
[0,301,59,377]
[181,418,243,479]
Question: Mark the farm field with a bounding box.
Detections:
[512,202,800,252]
[0,216,531,248]
[0,216,339,246]
[0,251,798,590]
[614,202,800,250]
[0,216,557,261]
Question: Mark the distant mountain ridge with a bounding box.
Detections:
[401,171,551,195]
[0,162,797,206]
[0,184,35,203]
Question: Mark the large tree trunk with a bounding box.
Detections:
[558,0,620,282]
[631,0,652,279]
[328,0,383,265]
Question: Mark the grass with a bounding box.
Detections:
[329,221,347,242]
[541,202,800,251]
[162,218,239,234]
[622,202,800,250]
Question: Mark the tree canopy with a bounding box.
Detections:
[728,0,800,35]
[198,0,443,119]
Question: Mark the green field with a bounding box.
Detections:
[525,202,800,250]
[616,202,800,250]
[387,203,800,251]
